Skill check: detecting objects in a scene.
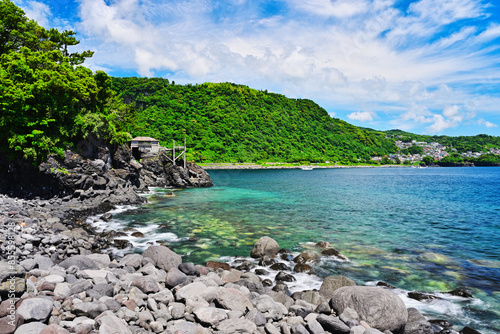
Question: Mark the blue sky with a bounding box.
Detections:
[14,0,500,136]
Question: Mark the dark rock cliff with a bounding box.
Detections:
[0,141,213,208]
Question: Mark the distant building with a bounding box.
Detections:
[130,136,160,153]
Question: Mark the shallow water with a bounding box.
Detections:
[90,167,500,333]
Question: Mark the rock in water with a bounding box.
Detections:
[142,245,182,271]
[319,275,356,297]
[330,286,408,334]
[250,236,280,258]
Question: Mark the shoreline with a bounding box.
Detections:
[0,191,484,334]
[201,163,413,170]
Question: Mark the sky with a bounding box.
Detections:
[13,0,500,136]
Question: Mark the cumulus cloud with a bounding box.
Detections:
[13,0,497,134]
[347,111,376,122]
[478,119,498,128]
[14,0,51,27]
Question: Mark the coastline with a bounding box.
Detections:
[0,187,484,334]
[201,163,412,170]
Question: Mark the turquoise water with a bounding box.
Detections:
[100,167,500,333]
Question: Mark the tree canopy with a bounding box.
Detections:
[0,0,129,161]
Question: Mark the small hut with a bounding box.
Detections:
[130,136,160,153]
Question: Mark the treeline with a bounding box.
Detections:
[111,78,397,163]
[385,130,500,154]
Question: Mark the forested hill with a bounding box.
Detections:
[112,77,397,163]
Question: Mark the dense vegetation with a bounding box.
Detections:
[1,0,499,166]
[385,130,500,154]
[112,78,397,163]
[0,0,129,162]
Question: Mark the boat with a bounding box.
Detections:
[300,166,314,170]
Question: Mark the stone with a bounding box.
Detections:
[245,308,267,326]
[16,298,53,322]
[178,263,199,276]
[307,318,325,334]
[0,313,23,334]
[288,323,307,334]
[206,261,230,271]
[405,308,433,334]
[39,324,70,334]
[53,283,71,298]
[294,264,314,274]
[250,236,280,258]
[293,251,321,264]
[265,323,282,334]
[316,314,350,334]
[193,307,227,326]
[96,315,132,334]
[459,326,481,334]
[216,288,253,312]
[132,277,160,294]
[252,294,286,320]
[142,246,182,271]
[321,248,349,261]
[330,286,408,334]
[275,271,296,282]
[319,276,356,297]
[447,288,473,298]
[13,322,47,334]
[166,267,188,288]
[59,256,98,270]
[217,318,258,333]
[407,292,442,302]
[351,326,367,334]
[165,320,209,334]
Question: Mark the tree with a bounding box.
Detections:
[422,156,434,165]
[0,0,129,161]
[408,145,424,155]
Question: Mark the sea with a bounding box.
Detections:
[88,167,500,333]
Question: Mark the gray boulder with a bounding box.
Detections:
[13,322,47,334]
[16,298,53,322]
[404,308,433,334]
[316,314,350,334]
[166,267,187,288]
[59,255,98,270]
[217,318,257,333]
[142,246,182,271]
[132,277,160,294]
[216,288,253,312]
[319,275,356,297]
[193,307,227,326]
[96,315,132,334]
[250,236,280,258]
[330,286,408,334]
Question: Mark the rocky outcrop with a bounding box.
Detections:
[0,139,213,218]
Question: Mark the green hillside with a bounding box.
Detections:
[112,77,397,163]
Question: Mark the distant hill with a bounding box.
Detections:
[111,77,397,163]
[384,130,500,153]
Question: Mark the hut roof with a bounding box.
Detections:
[131,137,158,142]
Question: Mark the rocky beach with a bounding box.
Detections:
[0,144,482,334]
[0,195,480,334]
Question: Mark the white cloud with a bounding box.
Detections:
[14,0,51,27]
[288,0,369,18]
[67,0,500,134]
[347,111,376,122]
[478,119,498,128]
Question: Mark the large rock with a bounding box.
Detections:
[316,314,350,334]
[217,318,257,333]
[216,288,254,312]
[132,277,160,294]
[59,256,98,270]
[16,298,53,322]
[96,315,132,334]
[193,307,228,326]
[330,286,408,334]
[250,236,280,258]
[13,322,47,334]
[319,275,356,297]
[142,246,182,271]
